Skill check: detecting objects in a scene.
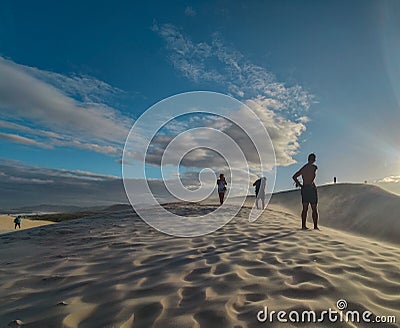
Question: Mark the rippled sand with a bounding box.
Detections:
[0,204,399,327]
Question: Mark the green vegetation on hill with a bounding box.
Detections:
[27,211,99,222]
[27,203,133,222]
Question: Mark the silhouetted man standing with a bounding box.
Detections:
[292,153,319,230]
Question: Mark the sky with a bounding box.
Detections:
[1,0,400,208]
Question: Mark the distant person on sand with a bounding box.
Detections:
[217,173,227,205]
[14,215,21,229]
[253,177,267,209]
[292,153,319,230]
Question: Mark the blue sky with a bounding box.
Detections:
[1,0,400,205]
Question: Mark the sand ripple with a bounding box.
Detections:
[0,206,399,327]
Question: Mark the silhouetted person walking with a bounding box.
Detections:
[14,215,21,229]
[253,177,267,209]
[292,153,319,230]
[217,174,227,205]
[334,177,337,184]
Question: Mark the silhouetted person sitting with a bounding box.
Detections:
[217,173,227,205]
[292,153,319,230]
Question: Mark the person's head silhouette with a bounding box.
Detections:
[308,153,316,163]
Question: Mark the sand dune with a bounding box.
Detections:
[0,215,54,235]
[0,203,399,327]
[269,183,400,245]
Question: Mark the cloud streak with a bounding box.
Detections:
[0,132,53,149]
[0,56,133,155]
[152,23,314,114]
[376,175,400,184]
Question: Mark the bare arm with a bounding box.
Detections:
[292,165,305,188]
[292,171,302,188]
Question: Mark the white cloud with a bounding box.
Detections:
[53,140,119,155]
[152,23,314,168]
[0,119,120,155]
[153,23,314,113]
[6,176,54,184]
[244,97,306,166]
[0,56,133,155]
[0,120,61,138]
[376,175,400,183]
[375,175,400,195]
[0,132,53,149]
[138,97,305,191]
[21,66,126,105]
[184,6,197,17]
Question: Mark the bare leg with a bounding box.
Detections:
[255,198,259,209]
[219,192,224,205]
[311,204,319,229]
[301,202,309,229]
[261,196,265,209]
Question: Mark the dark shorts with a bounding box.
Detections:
[301,185,318,204]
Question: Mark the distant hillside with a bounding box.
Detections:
[3,203,134,215]
[269,183,400,244]
[24,203,133,222]
[102,203,132,212]
[4,204,87,214]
